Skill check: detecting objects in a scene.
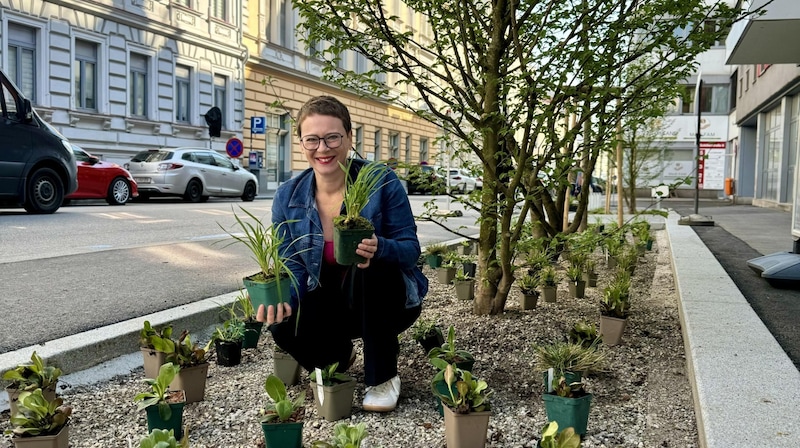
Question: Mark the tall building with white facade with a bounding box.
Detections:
[0,0,246,166]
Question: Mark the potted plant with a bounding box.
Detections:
[138,428,189,448]
[565,263,586,299]
[533,341,607,392]
[2,351,62,418]
[139,321,172,379]
[410,317,445,355]
[538,421,580,448]
[540,266,558,303]
[423,243,449,269]
[210,318,245,367]
[260,374,306,448]
[4,389,72,448]
[599,271,631,346]
[461,253,478,278]
[134,362,186,440]
[273,345,301,386]
[163,330,210,404]
[309,362,357,422]
[452,268,475,300]
[583,258,598,287]
[218,206,305,315]
[226,288,264,349]
[310,422,368,448]
[541,376,592,436]
[518,273,540,310]
[428,325,475,372]
[332,159,392,265]
[431,362,492,448]
[436,253,458,285]
[567,321,602,348]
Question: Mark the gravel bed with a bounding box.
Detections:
[1,230,697,447]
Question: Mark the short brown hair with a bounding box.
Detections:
[296,95,352,137]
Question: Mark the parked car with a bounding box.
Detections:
[64,146,138,205]
[0,68,77,213]
[125,148,258,202]
[449,169,477,193]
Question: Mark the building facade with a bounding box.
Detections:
[241,0,441,193]
[0,0,439,195]
[1,0,246,166]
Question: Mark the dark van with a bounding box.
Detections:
[0,69,77,213]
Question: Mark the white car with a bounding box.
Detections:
[126,147,258,202]
[448,169,477,193]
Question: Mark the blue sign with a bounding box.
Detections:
[226,138,244,158]
[250,116,266,134]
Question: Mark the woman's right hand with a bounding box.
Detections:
[257,302,293,325]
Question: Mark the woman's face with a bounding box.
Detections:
[298,113,351,179]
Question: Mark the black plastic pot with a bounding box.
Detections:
[215,339,242,367]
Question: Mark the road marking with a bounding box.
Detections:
[138,219,173,224]
[193,209,233,216]
[94,212,149,219]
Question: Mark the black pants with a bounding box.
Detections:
[269,260,421,386]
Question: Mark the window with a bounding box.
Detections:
[266,0,291,47]
[354,125,363,158]
[763,107,782,201]
[729,72,737,111]
[175,65,191,122]
[405,135,411,164]
[130,53,148,117]
[355,52,367,74]
[1,82,20,119]
[211,152,233,169]
[374,129,382,161]
[7,23,36,101]
[211,0,226,20]
[420,138,429,163]
[680,84,728,115]
[214,74,227,117]
[389,132,399,159]
[174,0,190,6]
[74,39,97,110]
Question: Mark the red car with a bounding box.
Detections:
[65,146,138,205]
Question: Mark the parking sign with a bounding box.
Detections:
[250,116,266,134]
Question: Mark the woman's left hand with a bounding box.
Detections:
[356,234,378,269]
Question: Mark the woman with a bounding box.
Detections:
[258,95,428,412]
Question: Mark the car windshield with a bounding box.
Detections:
[131,150,172,162]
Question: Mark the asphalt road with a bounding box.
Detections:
[0,195,480,354]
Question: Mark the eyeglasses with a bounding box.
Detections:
[300,133,344,151]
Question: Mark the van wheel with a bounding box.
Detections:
[241,181,256,202]
[24,168,64,214]
[106,177,131,205]
[183,179,203,202]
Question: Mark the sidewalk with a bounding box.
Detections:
[664,205,800,447]
[2,203,799,447]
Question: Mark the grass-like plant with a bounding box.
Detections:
[518,273,540,294]
[218,206,306,289]
[533,341,608,377]
[211,318,245,343]
[333,159,392,230]
[601,270,631,318]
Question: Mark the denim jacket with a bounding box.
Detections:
[271,159,428,309]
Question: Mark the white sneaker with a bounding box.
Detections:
[362,376,401,412]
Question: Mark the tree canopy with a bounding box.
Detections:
[295,0,750,314]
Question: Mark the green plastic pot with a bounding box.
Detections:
[261,421,303,448]
[242,321,264,349]
[426,254,443,269]
[541,392,592,435]
[145,400,185,440]
[244,275,291,313]
[333,227,374,265]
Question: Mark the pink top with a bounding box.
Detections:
[323,240,337,265]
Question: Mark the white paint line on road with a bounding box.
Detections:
[193,209,233,216]
[137,219,173,224]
